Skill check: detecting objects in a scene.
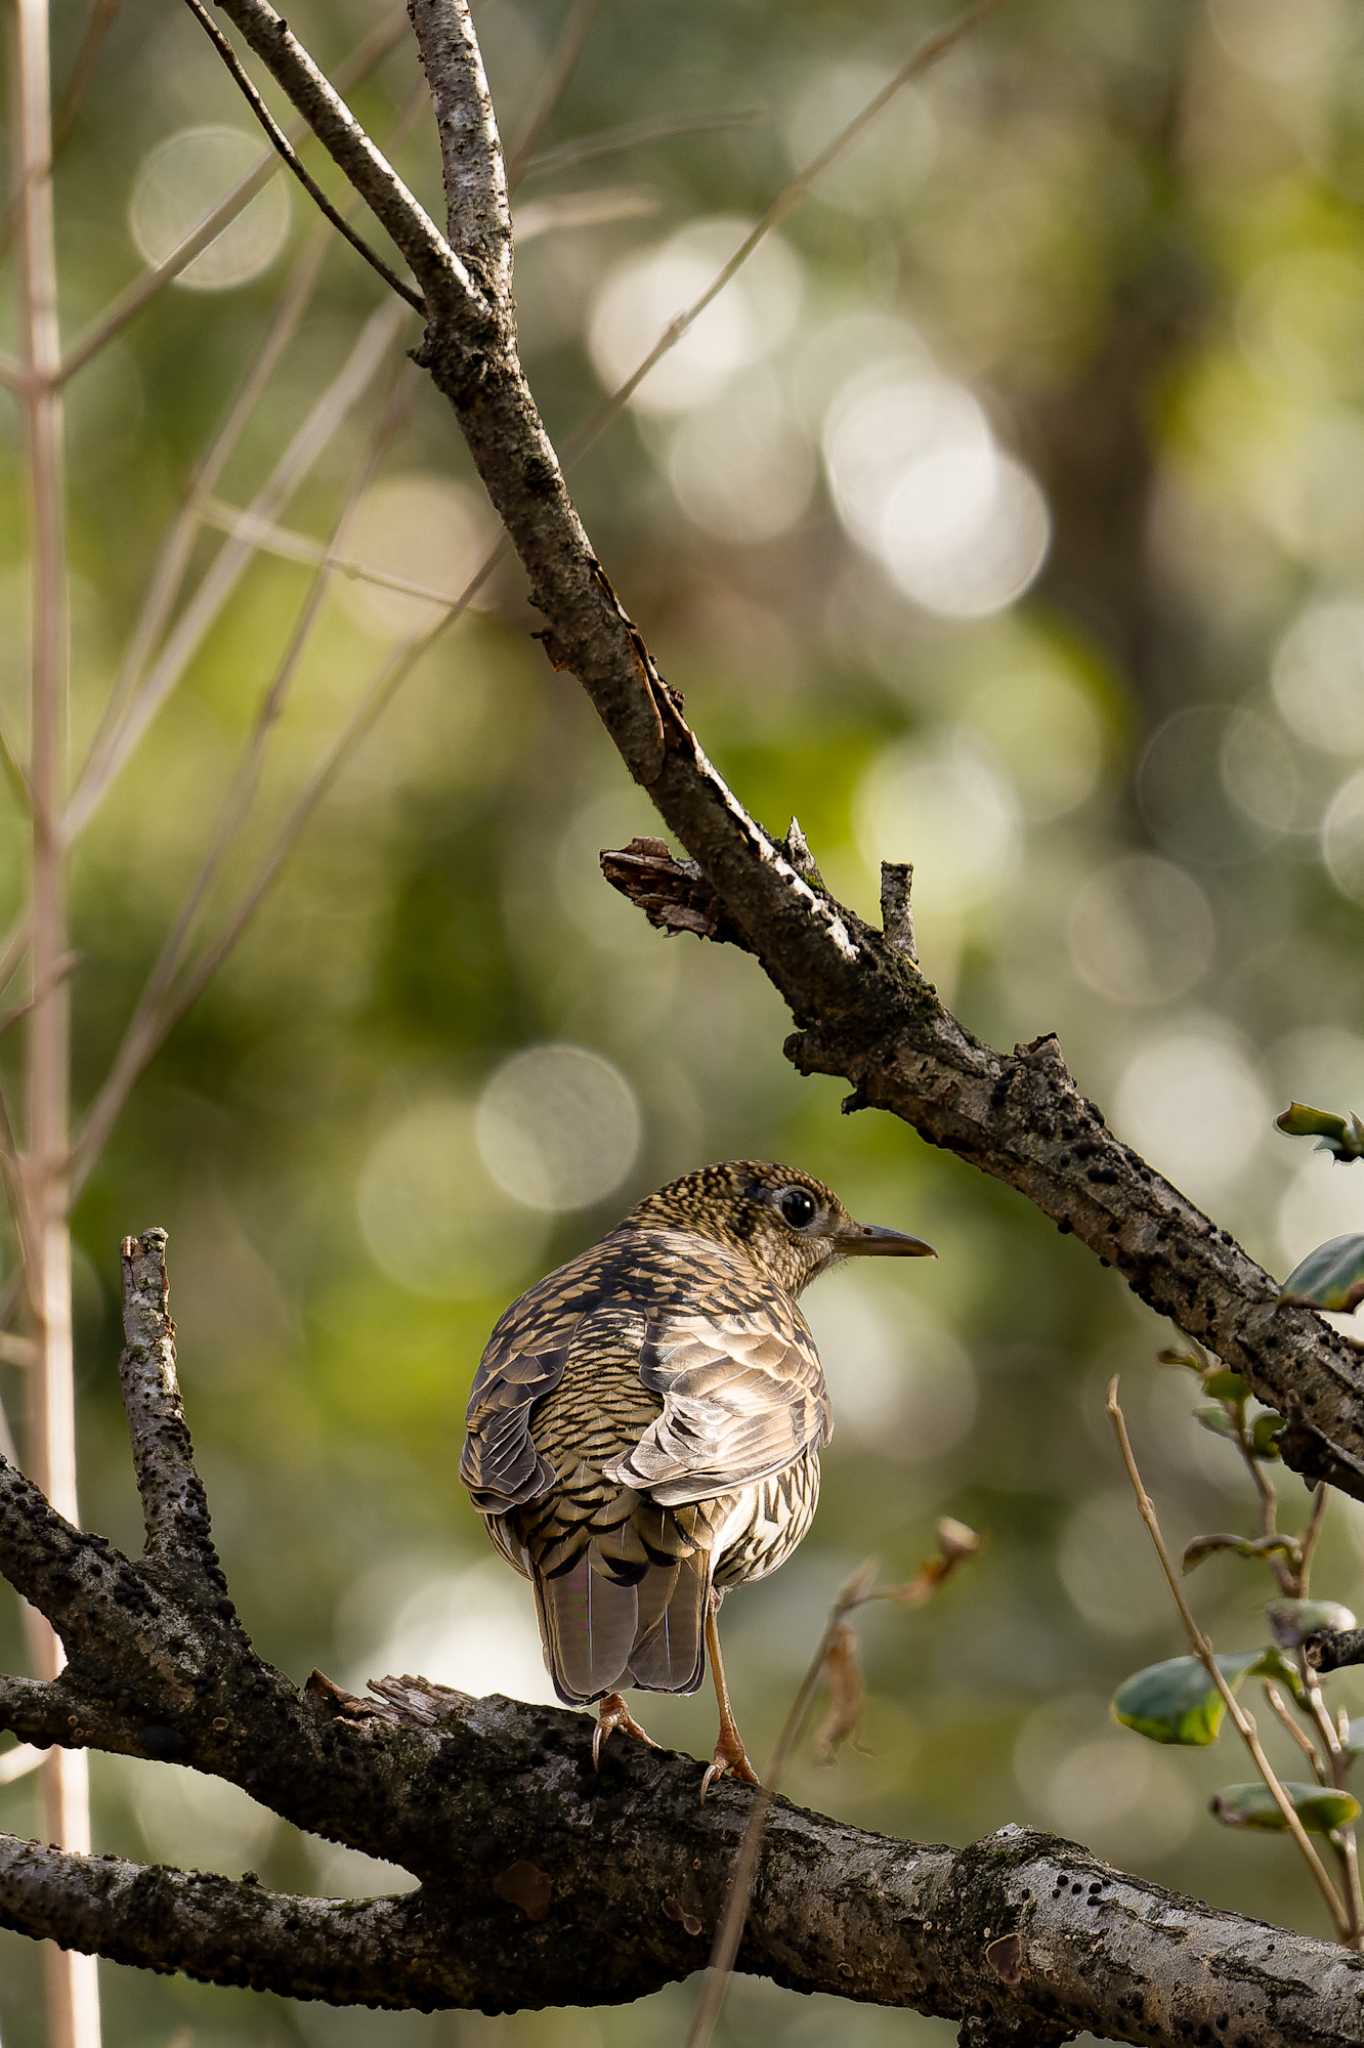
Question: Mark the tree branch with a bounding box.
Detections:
[0,1234,1360,2038]
[388,0,1364,1506]
[207,0,468,306]
[178,0,425,312]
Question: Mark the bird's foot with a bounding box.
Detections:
[592,1692,659,1770]
[700,1724,761,1803]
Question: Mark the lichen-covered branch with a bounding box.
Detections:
[395,3,1364,1507]
[0,1235,1361,2040]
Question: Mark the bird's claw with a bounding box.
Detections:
[699,1727,761,1802]
[592,1692,659,1770]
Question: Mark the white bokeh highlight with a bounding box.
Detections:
[129,126,289,291]
[588,218,803,417]
[475,1044,641,1213]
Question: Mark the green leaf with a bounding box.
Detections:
[1181,1532,1299,1576]
[1201,1370,1250,1402]
[1280,1235,1364,1313]
[1267,1598,1358,1651]
[1210,1781,1361,1834]
[1276,1103,1364,1161]
[1250,1411,1285,1460]
[1112,1653,1262,1746]
[1158,1341,1209,1375]
[1250,1642,1308,1704]
[1195,1404,1239,1441]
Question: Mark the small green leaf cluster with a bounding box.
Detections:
[1114,1337,1363,1889]
[1277,1101,1364,1312]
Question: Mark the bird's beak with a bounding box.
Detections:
[834,1223,937,1259]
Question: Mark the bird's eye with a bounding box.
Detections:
[777,1187,817,1230]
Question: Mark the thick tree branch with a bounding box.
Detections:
[391,1,1364,1506]
[0,1235,1360,2039]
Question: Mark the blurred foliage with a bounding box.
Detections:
[5,0,1364,2043]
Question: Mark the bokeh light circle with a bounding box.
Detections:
[1272,599,1364,754]
[1322,768,1364,903]
[587,218,803,417]
[129,126,289,291]
[358,1097,548,1297]
[1112,1025,1271,1201]
[475,1044,641,1212]
[668,375,815,543]
[1068,854,1215,1006]
[855,733,1022,914]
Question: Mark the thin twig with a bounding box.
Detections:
[1299,1483,1329,1595]
[208,0,467,304]
[0,710,33,813]
[1107,1379,1347,1937]
[71,366,414,1186]
[0,0,120,263]
[0,1741,45,1786]
[177,0,425,312]
[504,0,601,188]
[572,1,1004,433]
[685,1569,876,2048]
[13,0,100,2040]
[1264,1683,1326,1773]
[67,230,332,837]
[195,495,472,608]
[56,7,414,385]
[66,297,408,842]
[523,107,766,181]
[0,952,77,1039]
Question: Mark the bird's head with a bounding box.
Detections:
[624,1160,936,1296]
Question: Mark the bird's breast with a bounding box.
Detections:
[711,1445,822,1589]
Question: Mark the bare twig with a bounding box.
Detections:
[13,0,100,2037]
[572,2,1004,432]
[116,1231,232,1598]
[0,711,33,814]
[523,108,766,182]
[408,0,512,303]
[176,0,425,312]
[67,230,332,836]
[72,367,412,1185]
[57,7,414,385]
[194,496,468,609]
[208,0,467,303]
[0,0,120,262]
[504,0,601,188]
[66,297,408,842]
[1107,1379,1347,1937]
[1299,1482,1330,1594]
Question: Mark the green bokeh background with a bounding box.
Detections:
[4,0,1364,2041]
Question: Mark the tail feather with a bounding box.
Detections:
[533,1548,711,1703]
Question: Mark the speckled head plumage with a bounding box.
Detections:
[623,1159,935,1298]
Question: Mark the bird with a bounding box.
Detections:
[460,1160,935,1795]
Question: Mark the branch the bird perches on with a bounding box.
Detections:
[0,1230,1361,2043]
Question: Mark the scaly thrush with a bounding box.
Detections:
[461,1160,934,1793]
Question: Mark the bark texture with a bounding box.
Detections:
[2,1232,1362,2043]
[13,3,1362,2038]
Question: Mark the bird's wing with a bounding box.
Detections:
[605,1304,830,1508]
[460,1241,649,1514]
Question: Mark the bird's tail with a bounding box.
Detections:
[533,1547,711,1703]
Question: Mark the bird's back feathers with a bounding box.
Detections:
[460,1222,830,1701]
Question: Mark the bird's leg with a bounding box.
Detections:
[592,1691,658,1769]
[700,1593,761,1800]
